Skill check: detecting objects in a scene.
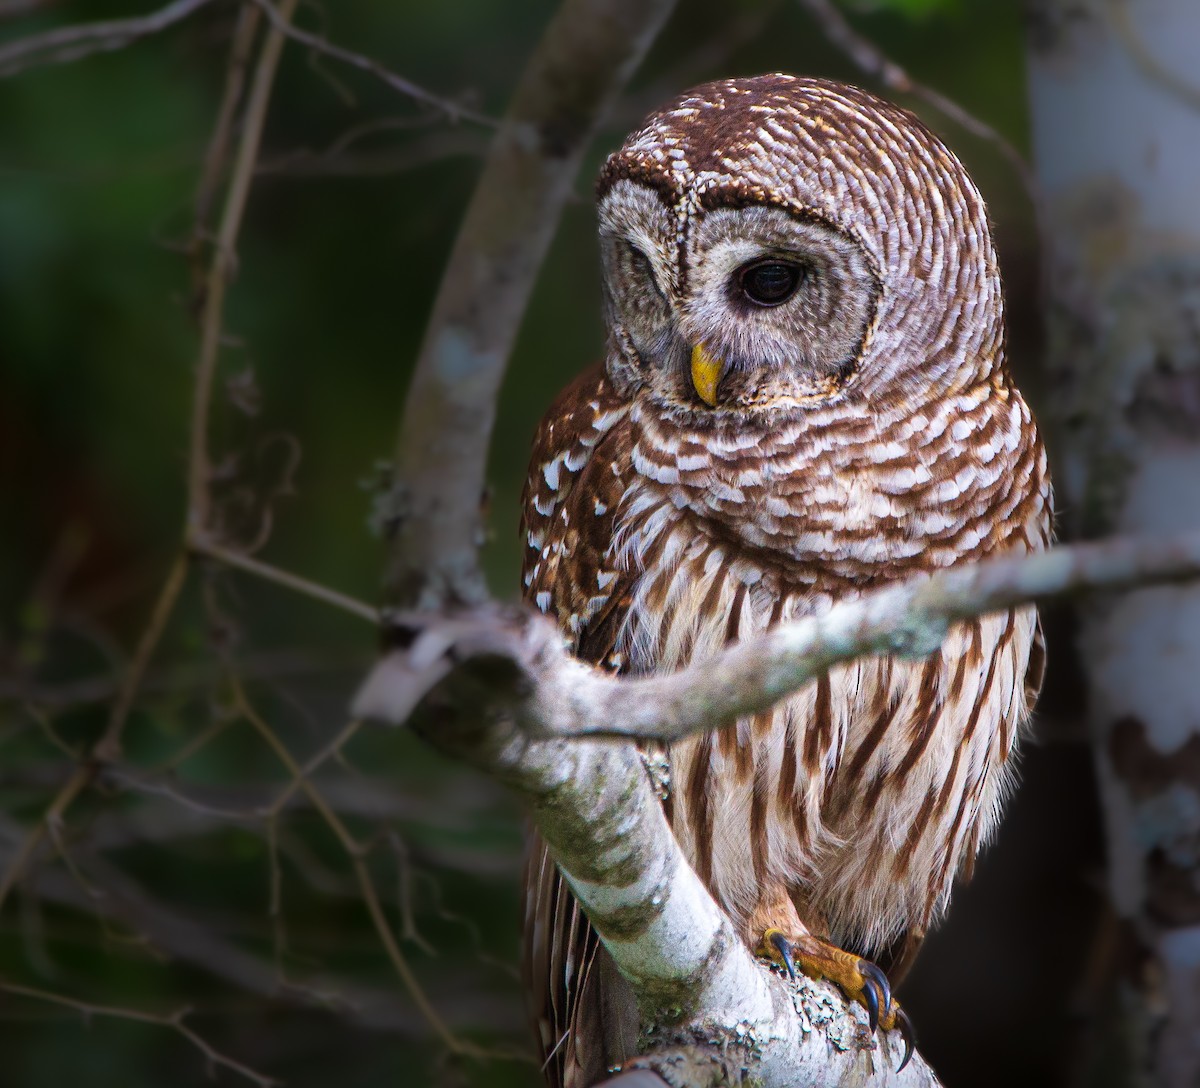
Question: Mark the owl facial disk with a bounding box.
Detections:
[597,176,882,416]
[683,206,878,406]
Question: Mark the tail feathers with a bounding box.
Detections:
[522,833,635,1087]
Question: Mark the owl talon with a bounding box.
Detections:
[894,1006,915,1072]
[858,959,891,1032]
[860,966,880,1032]
[754,929,910,1058]
[764,928,797,981]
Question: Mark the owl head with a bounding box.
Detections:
[596,74,1003,421]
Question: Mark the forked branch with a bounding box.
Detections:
[358,530,1200,746]
[385,0,679,609]
[355,607,940,1087]
[355,529,1200,1086]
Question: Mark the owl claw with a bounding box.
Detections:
[894,1006,916,1072]
[858,959,891,1033]
[754,929,912,1063]
[765,928,797,981]
[861,970,880,1032]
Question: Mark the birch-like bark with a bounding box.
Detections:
[385,0,678,609]
[355,613,938,1088]
[360,532,1200,745]
[356,532,1200,1084]
[1027,4,1200,1083]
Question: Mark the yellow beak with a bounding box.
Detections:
[690,343,727,407]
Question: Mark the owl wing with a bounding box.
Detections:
[519,364,636,1088]
[521,363,634,663]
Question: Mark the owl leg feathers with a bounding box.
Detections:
[748,892,915,1071]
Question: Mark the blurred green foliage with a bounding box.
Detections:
[0,2,1062,1087]
[848,0,963,20]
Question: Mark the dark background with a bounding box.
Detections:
[1,2,1103,1086]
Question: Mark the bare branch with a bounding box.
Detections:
[2,646,366,711]
[190,4,263,270]
[246,0,496,127]
[795,0,1037,200]
[188,0,298,537]
[0,980,280,1088]
[0,0,216,77]
[190,532,379,622]
[358,530,1200,744]
[256,127,485,179]
[385,0,680,608]
[356,615,938,1085]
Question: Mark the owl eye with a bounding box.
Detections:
[738,260,804,307]
[626,241,667,303]
[626,241,653,277]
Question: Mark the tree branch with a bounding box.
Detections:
[795,0,1037,202]
[0,0,217,77]
[188,0,298,537]
[355,607,939,1085]
[0,980,279,1088]
[246,0,496,127]
[384,0,679,609]
[189,532,379,622]
[354,529,1200,1085]
[358,530,1200,744]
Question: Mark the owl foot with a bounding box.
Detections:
[756,928,915,1071]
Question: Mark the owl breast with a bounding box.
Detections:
[611,377,1049,953]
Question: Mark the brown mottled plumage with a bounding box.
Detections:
[520,75,1051,1087]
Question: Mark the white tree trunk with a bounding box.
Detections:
[1026,3,1200,1082]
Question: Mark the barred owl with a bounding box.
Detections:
[520,74,1050,1086]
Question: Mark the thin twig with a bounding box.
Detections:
[256,127,485,178]
[0,551,189,912]
[188,0,299,536]
[190,2,264,289]
[0,981,280,1087]
[3,647,366,711]
[796,0,1037,201]
[264,717,363,817]
[190,533,379,622]
[98,551,191,762]
[228,676,470,1056]
[0,0,217,77]
[246,0,496,128]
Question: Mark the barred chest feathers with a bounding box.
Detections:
[519,75,1056,1088]
[612,376,1049,954]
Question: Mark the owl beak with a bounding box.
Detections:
[690,343,728,407]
